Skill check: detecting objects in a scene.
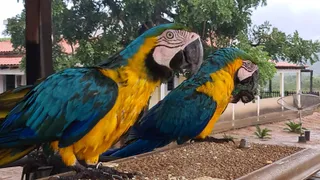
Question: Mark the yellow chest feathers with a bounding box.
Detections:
[53,37,161,166]
[69,68,160,161]
[196,59,243,139]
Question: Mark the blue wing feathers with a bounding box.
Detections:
[0,67,118,148]
[105,77,216,158]
[109,139,172,158]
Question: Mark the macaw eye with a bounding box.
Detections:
[166,31,174,39]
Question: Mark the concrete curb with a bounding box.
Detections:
[236,148,320,180]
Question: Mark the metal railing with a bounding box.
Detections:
[260,91,320,99]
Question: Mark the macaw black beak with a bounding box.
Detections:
[169,38,203,78]
[231,70,259,104]
[230,91,255,104]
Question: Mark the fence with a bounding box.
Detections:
[260,91,320,99]
[213,96,316,133]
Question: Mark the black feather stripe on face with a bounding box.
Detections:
[145,49,173,82]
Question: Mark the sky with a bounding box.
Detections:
[251,0,320,40]
[0,1,24,37]
[0,0,319,40]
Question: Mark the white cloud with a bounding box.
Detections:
[252,0,320,40]
[0,1,24,37]
[266,0,320,13]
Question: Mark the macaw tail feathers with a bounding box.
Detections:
[0,85,33,121]
[0,146,36,166]
[105,139,171,158]
[101,147,121,156]
[0,78,44,121]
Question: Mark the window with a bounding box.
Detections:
[167,78,174,91]
[6,75,15,91]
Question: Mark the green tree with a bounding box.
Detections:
[234,31,277,86]
[246,21,320,65]
[4,0,276,84]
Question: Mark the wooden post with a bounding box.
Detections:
[25,0,41,85]
[40,0,54,77]
[25,0,53,85]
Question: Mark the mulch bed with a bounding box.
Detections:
[114,141,303,180]
[45,141,303,180]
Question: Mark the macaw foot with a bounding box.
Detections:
[72,161,87,172]
[70,162,137,179]
[191,136,235,144]
[21,150,51,180]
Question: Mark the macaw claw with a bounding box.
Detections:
[190,136,235,144]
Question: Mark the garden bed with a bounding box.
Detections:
[111,141,303,180]
[32,141,304,180]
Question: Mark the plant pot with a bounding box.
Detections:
[298,135,307,143]
[305,130,311,141]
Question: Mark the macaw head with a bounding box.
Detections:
[231,60,259,104]
[100,23,203,81]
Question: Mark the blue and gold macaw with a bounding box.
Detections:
[0,23,204,169]
[103,47,259,158]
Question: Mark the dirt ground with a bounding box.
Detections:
[0,166,23,180]
[115,142,302,180]
[214,112,320,149]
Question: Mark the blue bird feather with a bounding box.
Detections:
[104,47,253,158]
[0,68,118,148]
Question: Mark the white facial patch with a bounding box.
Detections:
[237,60,259,81]
[152,30,200,69]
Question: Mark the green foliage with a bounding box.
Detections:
[284,121,307,134]
[0,38,11,42]
[234,32,277,86]
[3,10,25,52]
[284,31,320,65]
[254,125,272,139]
[246,21,320,65]
[4,0,269,72]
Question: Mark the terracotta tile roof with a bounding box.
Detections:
[58,39,79,54]
[269,60,308,69]
[0,56,22,66]
[0,40,15,52]
[0,39,78,66]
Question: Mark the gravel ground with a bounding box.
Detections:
[115,141,303,180]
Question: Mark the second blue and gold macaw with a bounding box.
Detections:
[103,47,259,158]
[0,23,203,169]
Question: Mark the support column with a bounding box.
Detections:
[160,83,167,100]
[25,0,54,85]
[40,0,54,77]
[0,75,3,93]
[296,70,301,108]
[15,75,18,88]
[280,72,285,111]
[310,70,313,92]
[269,79,272,92]
[257,85,260,121]
[173,76,179,88]
[21,75,27,85]
[26,0,41,85]
[296,70,301,94]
